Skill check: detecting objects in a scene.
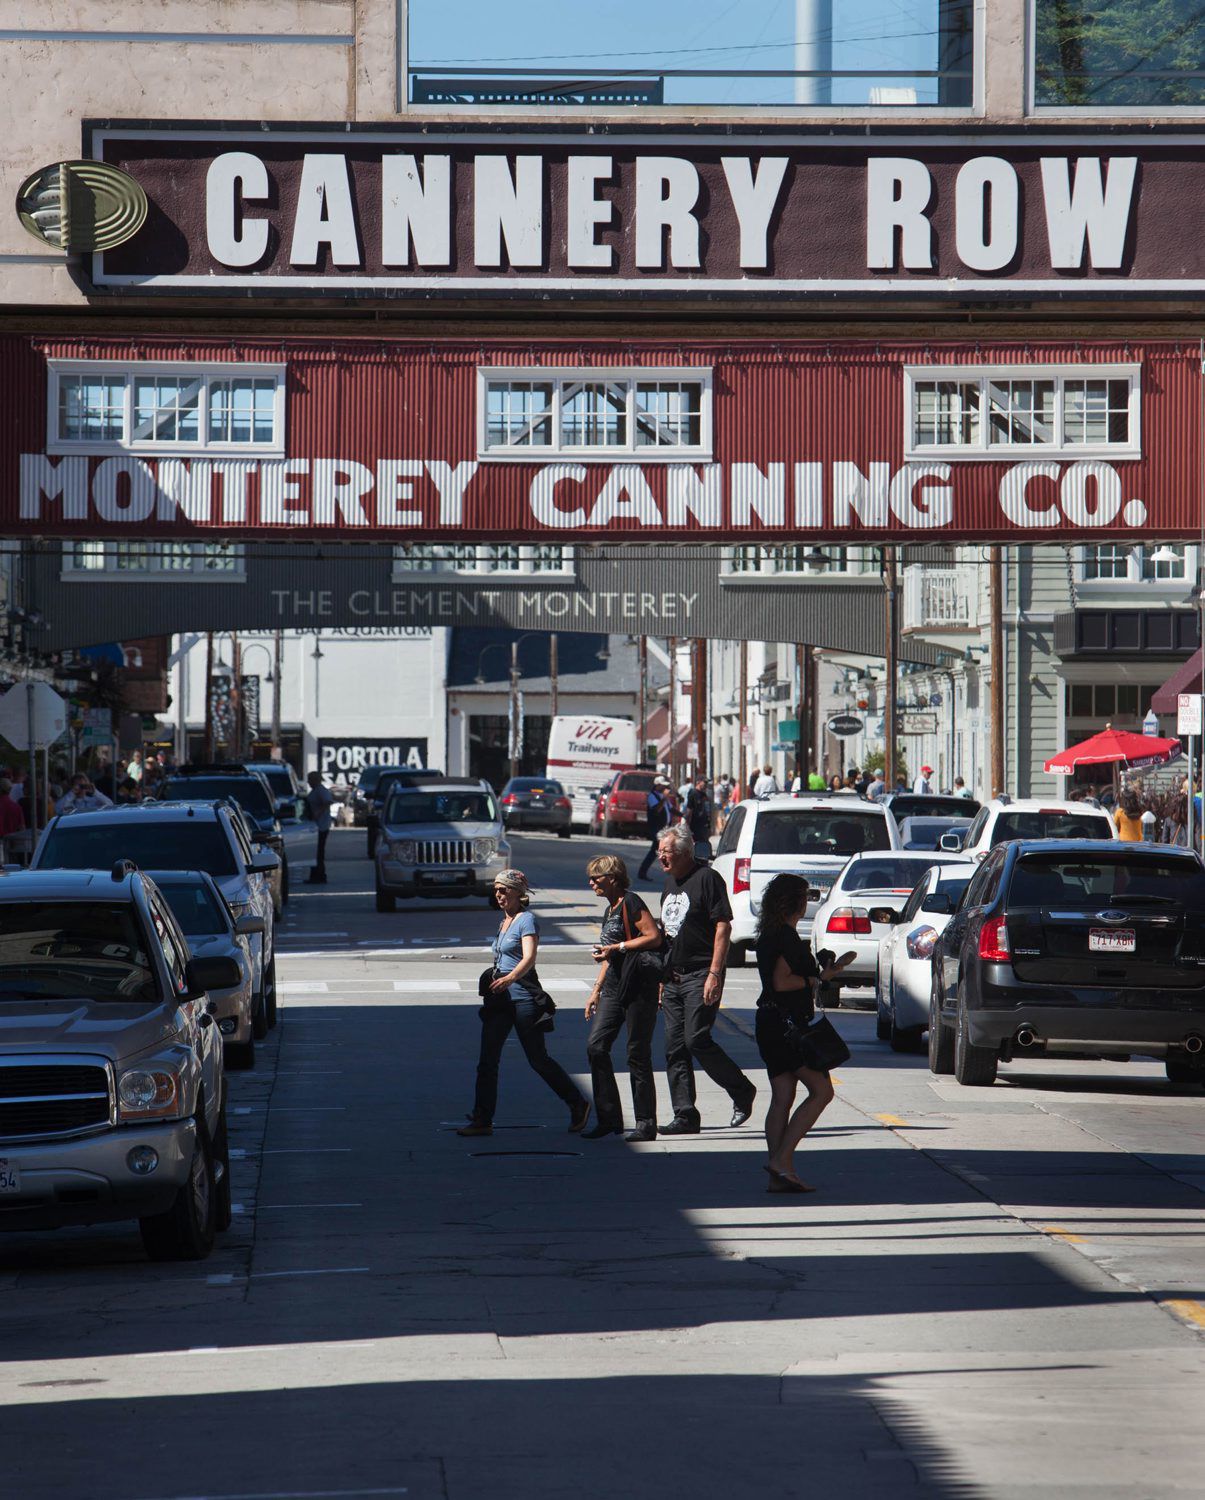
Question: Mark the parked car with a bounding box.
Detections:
[809,851,972,1005]
[349,764,391,826]
[875,863,975,1051]
[499,777,572,837]
[883,793,982,823]
[590,770,658,838]
[363,768,445,856]
[0,865,236,1259]
[897,815,974,850]
[150,869,264,1068]
[942,796,1116,860]
[374,781,510,910]
[712,795,902,965]
[160,766,289,914]
[929,839,1205,1087]
[33,801,280,1028]
[245,760,304,823]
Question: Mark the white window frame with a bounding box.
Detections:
[477,367,713,462]
[904,364,1141,461]
[719,545,872,582]
[61,540,247,582]
[1077,542,1195,591]
[391,543,577,582]
[48,360,287,458]
[1027,0,1205,116]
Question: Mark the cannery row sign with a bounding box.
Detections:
[84,124,1205,295]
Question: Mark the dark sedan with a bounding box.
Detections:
[930,839,1205,1088]
[499,777,572,837]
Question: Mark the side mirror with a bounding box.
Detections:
[250,828,270,843]
[186,954,241,994]
[250,849,280,873]
[920,892,953,915]
[868,907,899,926]
[939,832,965,852]
[235,913,266,936]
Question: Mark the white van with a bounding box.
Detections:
[546,715,639,828]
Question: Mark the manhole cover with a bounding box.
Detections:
[469,1150,582,1159]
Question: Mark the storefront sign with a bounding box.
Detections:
[317,737,428,781]
[84,125,1204,297]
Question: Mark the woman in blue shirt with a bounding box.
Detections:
[458,868,591,1137]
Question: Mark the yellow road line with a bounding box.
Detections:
[830,1073,844,1085]
[1040,1224,1088,1244]
[1163,1299,1205,1330]
[876,1112,907,1127]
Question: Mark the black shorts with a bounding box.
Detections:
[755,1004,823,1079]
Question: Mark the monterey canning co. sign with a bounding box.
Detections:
[85,123,1200,296]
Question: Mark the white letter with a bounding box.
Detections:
[425,460,478,526]
[587,466,664,527]
[956,158,1019,273]
[474,156,543,268]
[1060,461,1122,526]
[260,459,311,524]
[19,454,88,520]
[635,158,700,269]
[866,159,934,271]
[376,459,425,526]
[290,155,361,268]
[664,465,722,527]
[1040,157,1137,270]
[155,459,213,522]
[206,153,270,269]
[311,460,373,526]
[567,156,613,269]
[998,462,1061,527]
[832,462,890,528]
[381,155,451,267]
[530,464,588,527]
[92,457,156,522]
[721,157,789,270]
[793,463,823,528]
[730,463,784,527]
[890,464,952,528]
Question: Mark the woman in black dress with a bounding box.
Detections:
[581,854,663,1141]
[755,874,851,1193]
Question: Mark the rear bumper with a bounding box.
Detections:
[969,973,1205,1055]
[504,809,570,830]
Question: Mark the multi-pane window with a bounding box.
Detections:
[1034,0,1205,108]
[1082,543,1190,584]
[906,367,1139,458]
[49,363,285,455]
[1067,683,1151,720]
[723,545,857,576]
[1082,544,1130,581]
[393,544,573,578]
[64,542,245,577]
[480,370,711,459]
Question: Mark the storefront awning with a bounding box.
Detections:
[1151,650,1204,714]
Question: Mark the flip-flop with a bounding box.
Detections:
[766,1168,817,1194]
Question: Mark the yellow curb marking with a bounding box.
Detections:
[1040,1224,1088,1244]
[1163,1299,1205,1330]
[876,1113,907,1127]
[830,1073,844,1085]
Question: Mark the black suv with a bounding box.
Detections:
[160,766,288,909]
[930,840,1205,1087]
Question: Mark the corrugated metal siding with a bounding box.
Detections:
[8,338,1203,542]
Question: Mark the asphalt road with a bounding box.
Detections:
[3,826,1205,1499]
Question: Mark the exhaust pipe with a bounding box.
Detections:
[1185,1033,1204,1055]
[1015,1026,1039,1048]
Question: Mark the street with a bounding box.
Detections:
[3,825,1205,1499]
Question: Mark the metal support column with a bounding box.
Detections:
[990,546,1006,797]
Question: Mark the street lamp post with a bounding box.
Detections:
[240,642,277,753]
[475,633,549,783]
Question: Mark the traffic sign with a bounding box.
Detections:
[827,714,864,738]
[1178,694,1202,736]
[0,682,67,750]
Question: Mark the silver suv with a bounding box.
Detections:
[374,781,510,910]
[0,866,237,1260]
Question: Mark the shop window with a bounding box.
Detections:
[49,362,285,457]
[392,544,575,579]
[479,369,711,460]
[905,366,1139,459]
[721,545,860,578]
[1033,0,1205,109]
[1068,683,1094,717]
[62,541,245,579]
[1115,684,1139,717]
[1081,544,1190,584]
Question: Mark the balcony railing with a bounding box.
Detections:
[902,567,972,632]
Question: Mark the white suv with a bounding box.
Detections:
[712,794,902,965]
[941,796,1117,862]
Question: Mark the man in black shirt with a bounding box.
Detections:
[637,777,675,881]
[656,823,757,1135]
[684,775,714,862]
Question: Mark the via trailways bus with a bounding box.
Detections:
[545,716,639,829]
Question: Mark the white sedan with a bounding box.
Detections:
[875,862,975,1052]
[809,851,972,1008]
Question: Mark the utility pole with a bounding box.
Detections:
[795,642,807,785]
[692,638,708,780]
[638,636,648,765]
[232,631,243,757]
[668,635,677,785]
[271,629,282,754]
[738,639,748,795]
[509,639,521,782]
[549,632,559,719]
[990,545,1005,796]
[883,548,898,790]
[203,630,215,762]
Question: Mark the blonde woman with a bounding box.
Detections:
[582,854,663,1141]
[458,868,590,1138]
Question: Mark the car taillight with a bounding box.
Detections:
[609,794,619,807]
[978,916,1011,962]
[906,925,939,960]
[732,857,751,894]
[502,794,518,805]
[827,908,872,935]
[555,797,571,809]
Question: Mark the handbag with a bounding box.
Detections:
[784,1012,850,1072]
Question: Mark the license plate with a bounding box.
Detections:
[0,1159,19,1194]
[1089,929,1136,953]
[426,872,462,884]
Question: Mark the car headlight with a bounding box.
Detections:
[905,925,939,960]
[389,839,417,863]
[118,1066,181,1120]
[473,837,497,863]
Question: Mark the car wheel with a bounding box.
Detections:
[602,818,615,839]
[225,1035,256,1070]
[251,987,268,1041]
[212,1097,232,1233]
[726,943,748,969]
[928,982,955,1075]
[139,1115,217,1261]
[366,827,378,859]
[954,997,997,1086]
[888,977,923,1052]
[1166,1057,1205,1087]
[280,857,289,906]
[875,965,891,1040]
[264,955,278,1029]
[375,883,396,913]
[558,826,571,839]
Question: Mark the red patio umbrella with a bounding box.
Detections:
[1044,726,1183,776]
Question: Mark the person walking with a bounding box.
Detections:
[753,764,779,799]
[866,768,886,801]
[582,854,663,1141]
[656,823,757,1135]
[459,869,590,1138]
[912,765,934,794]
[1114,789,1145,842]
[953,776,973,799]
[685,774,714,861]
[637,776,675,881]
[305,770,335,883]
[754,874,851,1194]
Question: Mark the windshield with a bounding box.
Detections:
[617,773,656,793]
[40,822,239,878]
[385,791,498,825]
[902,818,969,848]
[254,765,295,795]
[891,795,979,820]
[164,777,274,821]
[843,857,941,892]
[753,810,890,857]
[1009,855,1205,906]
[354,767,383,793]
[991,812,1114,846]
[0,902,157,1003]
[156,880,229,937]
